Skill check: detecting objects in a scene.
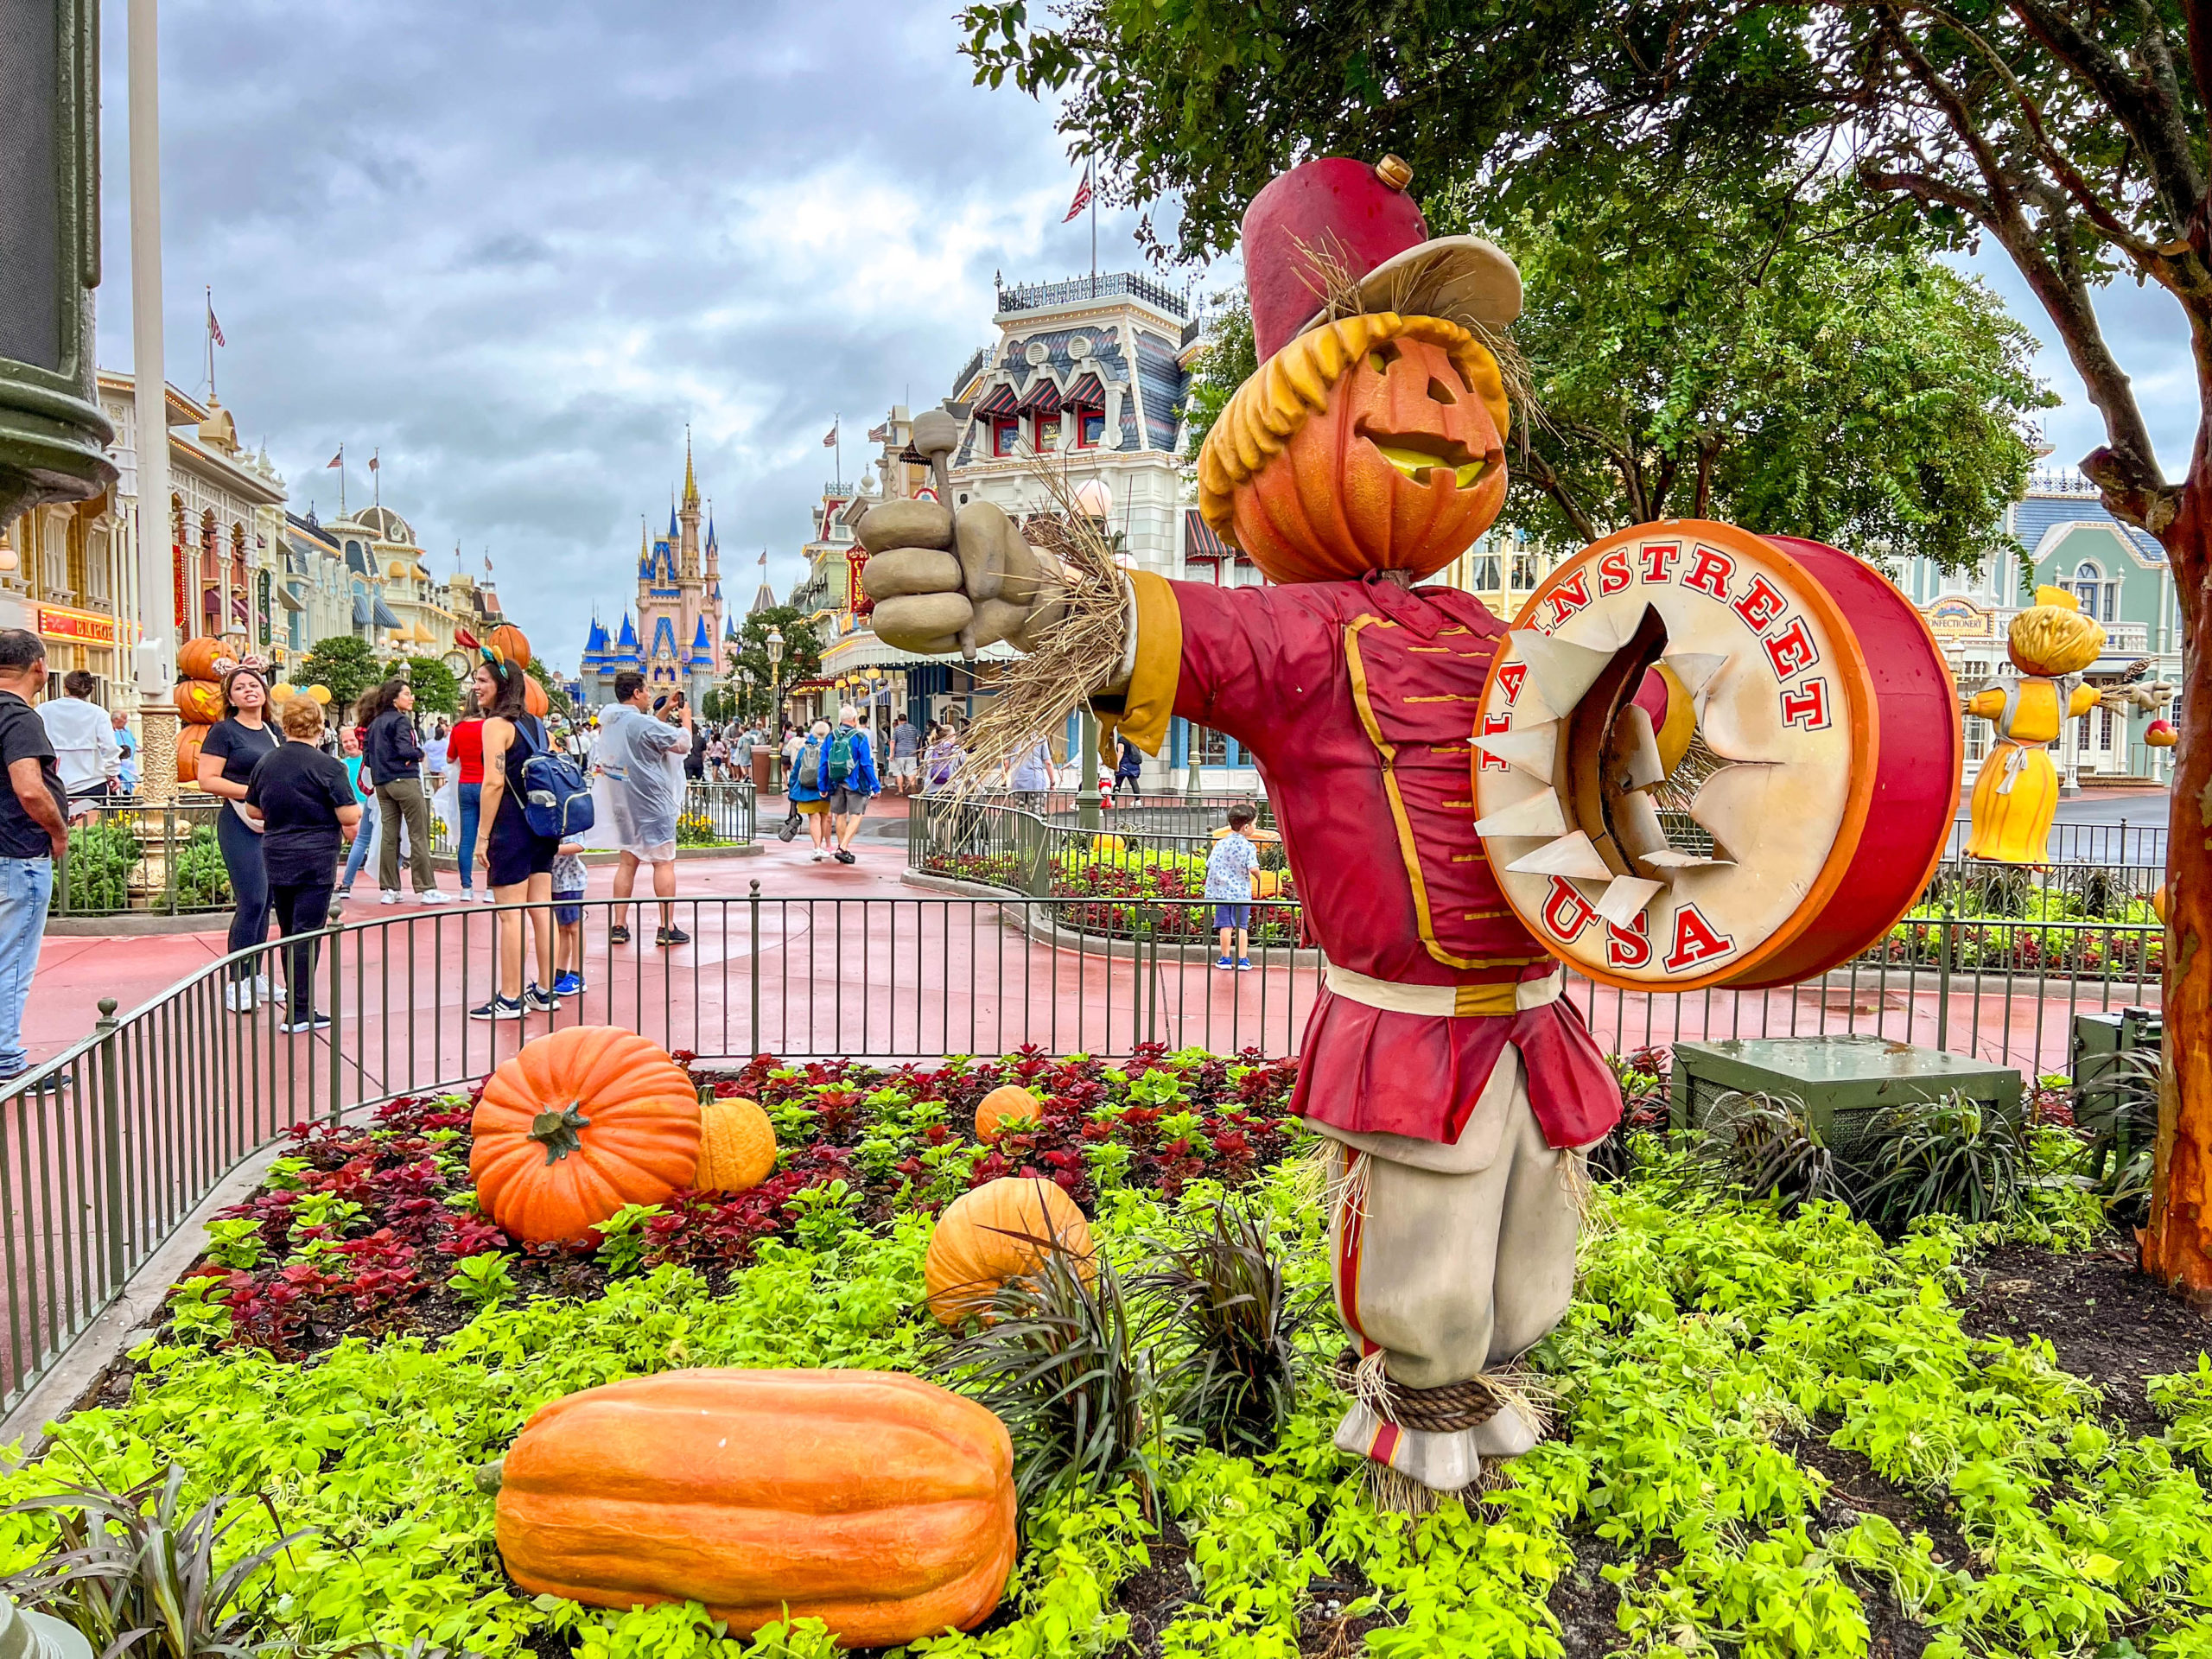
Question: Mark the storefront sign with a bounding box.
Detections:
[1923,598,1993,639]
[38,606,117,645]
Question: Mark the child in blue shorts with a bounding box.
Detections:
[1204,804,1261,970]
[550,841,588,996]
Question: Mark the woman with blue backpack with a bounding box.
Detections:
[466,643,566,1020]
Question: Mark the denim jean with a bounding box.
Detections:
[215,804,270,984]
[340,790,379,890]
[456,782,481,891]
[0,855,53,1077]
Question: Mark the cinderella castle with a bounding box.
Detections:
[577,439,731,707]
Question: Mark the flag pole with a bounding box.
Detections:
[1089,156,1097,296]
[337,446,346,519]
[835,415,842,492]
[204,285,214,400]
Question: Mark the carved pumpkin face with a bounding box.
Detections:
[1213,322,1508,585]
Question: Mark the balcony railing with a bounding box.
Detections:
[996,271,1189,319]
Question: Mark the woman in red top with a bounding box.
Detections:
[446,700,489,902]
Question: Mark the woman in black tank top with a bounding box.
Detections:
[467,656,560,1020]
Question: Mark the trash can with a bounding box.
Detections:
[750,743,775,791]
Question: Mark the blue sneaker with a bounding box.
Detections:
[553,971,583,997]
[1236,957,1253,972]
[1214,956,1235,970]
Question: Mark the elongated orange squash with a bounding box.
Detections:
[485,1369,1016,1648]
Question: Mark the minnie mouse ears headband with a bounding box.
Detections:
[211,652,270,678]
[455,628,512,679]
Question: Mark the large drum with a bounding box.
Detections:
[1472,520,1959,991]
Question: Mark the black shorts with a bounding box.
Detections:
[486,804,558,889]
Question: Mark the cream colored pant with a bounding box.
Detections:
[1318,1050,1584,1485]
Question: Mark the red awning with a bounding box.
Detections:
[1184,508,1239,561]
[1015,375,1064,414]
[1064,372,1104,407]
[973,384,1020,417]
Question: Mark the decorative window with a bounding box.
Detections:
[2072,560,2103,620]
[1472,555,1503,590]
[1033,413,1062,451]
[1076,409,1104,447]
[991,418,1020,458]
[1511,552,1538,589]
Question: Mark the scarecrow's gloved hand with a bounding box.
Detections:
[857,413,1070,658]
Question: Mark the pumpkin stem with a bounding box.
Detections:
[529,1105,591,1164]
[473,1457,505,1494]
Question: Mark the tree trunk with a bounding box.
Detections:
[2142,455,2212,1297]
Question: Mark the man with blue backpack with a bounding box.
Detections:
[824,704,880,866]
[596,671,693,945]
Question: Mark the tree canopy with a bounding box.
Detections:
[299,636,382,715]
[402,656,461,718]
[725,605,825,724]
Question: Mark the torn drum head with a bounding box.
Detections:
[1471,520,1960,992]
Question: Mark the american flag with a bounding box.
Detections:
[867,422,888,442]
[1062,168,1093,223]
[325,447,343,470]
[822,422,838,448]
[207,302,226,347]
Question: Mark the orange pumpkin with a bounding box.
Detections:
[523,674,550,718]
[1198,314,1509,585]
[694,1095,777,1193]
[175,637,226,683]
[486,1369,1016,1648]
[490,623,532,670]
[175,727,206,786]
[468,1027,701,1243]
[174,680,226,724]
[925,1177,1094,1325]
[974,1085,1041,1143]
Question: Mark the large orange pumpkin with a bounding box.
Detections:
[694,1095,777,1193]
[523,674,550,718]
[468,1027,701,1243]
[174,680,226,724]
[489,624,532,670]
[1197,313,1510,585]
[925,1177,1094,1325]
[974,1084,1041,1143]
[175,727,206,786]
[175,638,226,683]
[486,1369,1016,1648]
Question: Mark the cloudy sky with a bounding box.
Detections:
[95,0,2193,673]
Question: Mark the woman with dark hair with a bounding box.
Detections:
[467,653,563,1020]
[360,677,448,905]
[447,691,489,903]
[196,662,282,1010]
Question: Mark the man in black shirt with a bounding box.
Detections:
[0,631,70,1088]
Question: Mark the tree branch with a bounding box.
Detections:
[1514,448,1601,545]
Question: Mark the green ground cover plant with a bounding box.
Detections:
[0,1052,2203,1659]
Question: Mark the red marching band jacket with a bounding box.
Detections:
[1109,569,1623,1150]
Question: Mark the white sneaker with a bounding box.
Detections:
[379,891,401,906]
[481,888,499,905]
[224,981,251,1012]
[417,889,454,905]
[255,974,287,1005]
[810,850,824,862]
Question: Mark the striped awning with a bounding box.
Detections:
[372,597,401,629]
[972,383,1020,417]
[1016,375,1064,414]
[1064,372,1104,406]
[352,594,372,626]
[1184,508,1238,561]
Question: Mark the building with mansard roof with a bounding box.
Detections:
[576,439,725,707]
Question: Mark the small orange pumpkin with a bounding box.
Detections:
[486,1369,1016,1647]
[523,674,550,718]
[1198,314,1509,585]
[974,1084,1041,1143]
[174,680,226,724]
[925,1177,1094,1325]
[175,637,227,683]
[175,726,206,785]
[468,1027,701,1243]
[695,1095,777,1193]
[489,623,532,670]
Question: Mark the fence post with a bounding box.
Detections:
[328,920,344,1121]
[748,879,762,1054]
[93,996,125,1287]
[164,807,178,914]
[1935,903,1954,1052]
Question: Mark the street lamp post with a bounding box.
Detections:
[765,625,784,785]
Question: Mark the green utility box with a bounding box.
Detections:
[1670,1036,2025,1161]
[2071,1007,2161,1101]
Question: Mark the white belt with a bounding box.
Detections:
[1324,963,1561,1018]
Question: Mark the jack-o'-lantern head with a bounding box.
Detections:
[1196,313,1511,585]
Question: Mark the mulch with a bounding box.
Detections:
[1958,1237,2212,1440]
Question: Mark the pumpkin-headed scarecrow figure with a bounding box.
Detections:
[864,155,1619,1496]
[1961,588,2171,863]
